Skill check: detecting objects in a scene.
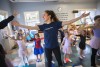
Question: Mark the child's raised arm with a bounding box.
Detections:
[6,35,16,40]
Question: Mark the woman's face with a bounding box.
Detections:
[43,12,51,22]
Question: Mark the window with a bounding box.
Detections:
[24,11,40,26]
[75,10,96,25]
[0,15,5,22]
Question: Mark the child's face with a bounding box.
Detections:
[35,35,39,39]
[65,32,68,37]
[81,31,85,35]
[94,18,100,25]
[18,36,23,40]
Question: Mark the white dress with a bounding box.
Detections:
[16,40,27,57]
[16,40,29,66]
[62,37,72,54]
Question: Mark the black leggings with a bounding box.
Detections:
[0,57,7,67]
[0,44,7,67]
[45,46,63,67]
[91,48,98,66]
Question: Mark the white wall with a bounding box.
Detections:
[0,0,12,15]
[96,0,100,15]
[11,2,97,24]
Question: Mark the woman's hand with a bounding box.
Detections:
[11,21,40,30]
[13,11,18,17]
[80,12,90,18]
[62,12,90,25]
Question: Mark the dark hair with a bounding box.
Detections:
[45,10,59,22]
[94,15,100,20]
[35,33,40,37]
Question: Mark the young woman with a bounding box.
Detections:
[11,10,89,67]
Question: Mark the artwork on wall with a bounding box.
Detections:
[24,11,40,26]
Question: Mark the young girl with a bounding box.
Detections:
[61,30,72,63]
[32,33,44,62]
[76,30,87,59]
[8,29,29,66]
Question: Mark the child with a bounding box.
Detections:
[8,29,29,66]
[76,30,87,59]
[32,33,44,62]
[61,30,72,63]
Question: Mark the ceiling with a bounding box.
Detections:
[59,0,98,3]
[9,0,57,2]
[9,0,98,3]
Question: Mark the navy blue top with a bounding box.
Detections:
[38,21,62,48]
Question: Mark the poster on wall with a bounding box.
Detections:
[24,11,40,26]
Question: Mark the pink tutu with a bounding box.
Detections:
[90,36,100,49]
[62,37,72,54]
[62,46,72,54]
[18,49,28,58]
